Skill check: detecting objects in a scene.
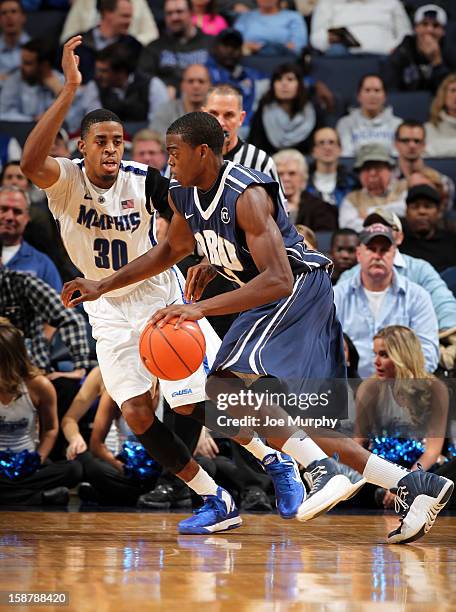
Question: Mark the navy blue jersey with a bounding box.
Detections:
[169,161,332,286]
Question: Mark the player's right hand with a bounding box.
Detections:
[61,277,102,307]
[61,35,83,87]
[185,263,217,302]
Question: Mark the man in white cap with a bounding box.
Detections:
[384,3,456,92]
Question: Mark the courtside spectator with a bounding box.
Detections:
[0,318,83,506]
[355,325,448,508]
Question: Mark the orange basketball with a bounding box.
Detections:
[139,317,206,381]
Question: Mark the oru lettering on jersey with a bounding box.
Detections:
[76,204,141,233]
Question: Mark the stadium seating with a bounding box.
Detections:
[25,10,67,41]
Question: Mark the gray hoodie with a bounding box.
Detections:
[336,106,402,157]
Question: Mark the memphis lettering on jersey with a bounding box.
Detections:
[76,204,141,233]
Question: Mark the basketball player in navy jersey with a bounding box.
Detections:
[22,36,327,535]
[66,110,454,543]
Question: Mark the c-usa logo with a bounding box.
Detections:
[221,207,230,224]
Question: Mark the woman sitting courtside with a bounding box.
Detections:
[0,318,82,505]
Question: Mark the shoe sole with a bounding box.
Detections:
[179,515,243,535]
[343,477,366,501]
[387,479,454,544]
[296,475,354,522]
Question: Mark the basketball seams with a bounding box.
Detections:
[139,318,206,381]
[156,326,193,376]
[178,325,206,362]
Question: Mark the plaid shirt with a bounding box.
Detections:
[0,268,90,372]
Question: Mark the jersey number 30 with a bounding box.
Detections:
[94,238,128,270]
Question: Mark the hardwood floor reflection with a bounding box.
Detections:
[0,512,455,610]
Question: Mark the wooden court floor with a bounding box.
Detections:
[0,511,455,611]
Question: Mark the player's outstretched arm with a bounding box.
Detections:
[150,186,294,325]
[61,196,195,307]
[21,36,83,189]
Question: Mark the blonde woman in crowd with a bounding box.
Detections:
[355,325,449,508]
[425,73,456,157]
[0,318,82,505]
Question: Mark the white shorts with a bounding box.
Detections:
[84,267,221,408]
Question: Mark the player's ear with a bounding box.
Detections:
[78,139,86,157]
[200,143,209,158]
[239,110,246,127]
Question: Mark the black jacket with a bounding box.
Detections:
[383,34,456,93]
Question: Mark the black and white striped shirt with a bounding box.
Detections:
[224,139,287,210]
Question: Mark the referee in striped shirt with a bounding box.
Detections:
[204,84,287,210]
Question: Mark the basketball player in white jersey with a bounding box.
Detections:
[20,36,311,534]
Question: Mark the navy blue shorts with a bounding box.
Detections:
[211,269,346,391]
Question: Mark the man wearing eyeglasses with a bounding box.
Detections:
[384,4,456,93]
[393,120,454,210]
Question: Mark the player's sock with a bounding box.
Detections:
[362,454,409,490]
[241,434,277,461]
[282,433,328,468]
[186,466,219,497]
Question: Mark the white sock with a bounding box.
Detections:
[241,434,277,461]
[186,466,219,497]
[363,454,409,490]
[282,432,327,468]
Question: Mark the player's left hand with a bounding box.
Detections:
[150,303,205,328]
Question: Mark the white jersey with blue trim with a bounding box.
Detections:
[170,161,332,286]
[44,157,168,297]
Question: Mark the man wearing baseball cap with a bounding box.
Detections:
[384,3,456,92]
[339,143,407,232]
[338,206,456,370]
[333,222,439,377]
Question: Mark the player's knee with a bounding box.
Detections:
[173,403,195,416]
[121,393,155,433]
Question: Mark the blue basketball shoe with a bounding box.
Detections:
[387,468,454,544]
[178,487,242,535]
[261,452,305,519]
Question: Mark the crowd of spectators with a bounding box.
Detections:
[0,0,455,512]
